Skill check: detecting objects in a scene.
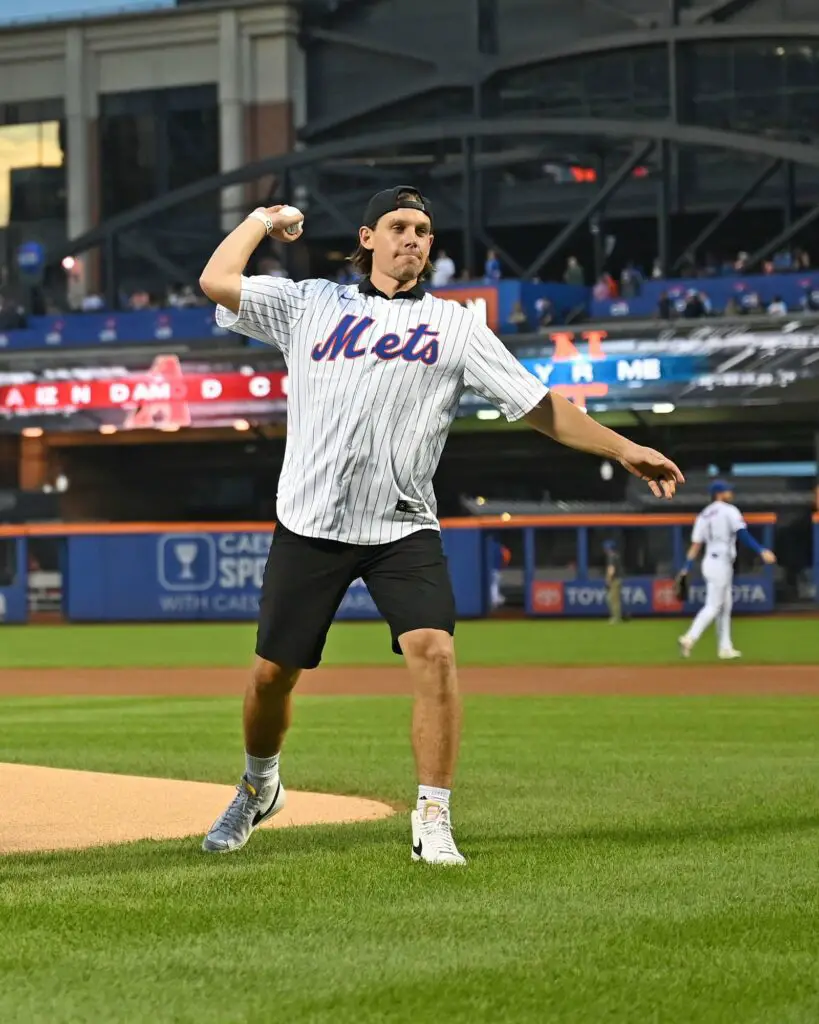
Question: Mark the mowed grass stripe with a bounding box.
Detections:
[1,617,817,668]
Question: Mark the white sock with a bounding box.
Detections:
[417,785,451,813]
[245,752,280,790]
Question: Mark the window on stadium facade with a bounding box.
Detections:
[494,48,670,122]
[0,100,65,229]
[686,41,819,137]
[99,84,219,219]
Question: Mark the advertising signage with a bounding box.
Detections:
[0,355,286,430]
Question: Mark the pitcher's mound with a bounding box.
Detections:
[0,762,394,855]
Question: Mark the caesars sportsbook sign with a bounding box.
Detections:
[155,532,380,619]
[63,529,485,621]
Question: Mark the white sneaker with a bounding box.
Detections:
[202,774,286,853]
[718,647,742,660]
[411,801,466,866]
[678,636,693,658]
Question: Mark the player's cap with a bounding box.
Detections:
[709,479,732,497]
[362,185,434,228]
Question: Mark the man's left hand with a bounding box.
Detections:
[617,443,685,500]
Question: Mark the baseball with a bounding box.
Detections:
[279,205,304,236]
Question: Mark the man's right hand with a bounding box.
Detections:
[200,205,304,313]
[259,205,304,243]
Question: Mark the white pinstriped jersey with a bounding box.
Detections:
[216,275,548,544]
[691,501,747,563]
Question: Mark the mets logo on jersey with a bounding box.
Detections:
[312,316,439,365]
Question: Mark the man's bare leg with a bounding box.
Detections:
[244,656,301,758]
[400,628,465,865]
[202,657,299,853]
[400,629,461,786]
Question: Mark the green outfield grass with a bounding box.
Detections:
[1,616,818,668]
[1,695,819,1023]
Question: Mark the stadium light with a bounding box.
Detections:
[61,256,76,271]
[99,424,117,435]
[476,409,501,420]
[652,403,675,414]
[21,427,44,438]
[233,419,251,431]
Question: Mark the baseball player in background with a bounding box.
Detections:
[603,539,623,623]
[677,480,776,659]
[198,185,684,865]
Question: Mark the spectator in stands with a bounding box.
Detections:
[167,284,197,308]
[508,301,530,333]
[657,291,672,320]
[739,290,761,314]
[734,251,750,273]
[563,256,585,286]
[724,296,741,316]
[593,273,617,301]
[81,292,104,312]
[458,268,473,281]
[619,261,642,298]
[768,295,788,316]
[772,249,793,272]
[800,286,819,311]
[535,296,554,333]
[794,247,810,269]
[683,289,706,319]
[431,249,456,288]
[0,296,25,329]
[484,249,501,282]
[651,257,663,279]
[129,289,151,310]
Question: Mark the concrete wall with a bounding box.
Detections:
[0,1,304,243]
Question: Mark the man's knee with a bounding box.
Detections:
[251,657,300,694]
[400,629,457,686]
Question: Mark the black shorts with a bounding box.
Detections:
[255,523,456,669]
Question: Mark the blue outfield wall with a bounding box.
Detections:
[1,518,812,624]
[63,528,485,622]
[0,538,27,623]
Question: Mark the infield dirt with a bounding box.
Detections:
[1,664,817,697]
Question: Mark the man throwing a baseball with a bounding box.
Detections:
[198,186,684,865]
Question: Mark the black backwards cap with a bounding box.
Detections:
[362,185,434,228]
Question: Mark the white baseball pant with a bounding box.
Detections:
[685,557,734,651]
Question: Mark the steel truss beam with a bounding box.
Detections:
[745,203,819,271]
[301,21,819,140]
[673,158,783,271]
[58,118,819,264]
[522,142,655,279]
